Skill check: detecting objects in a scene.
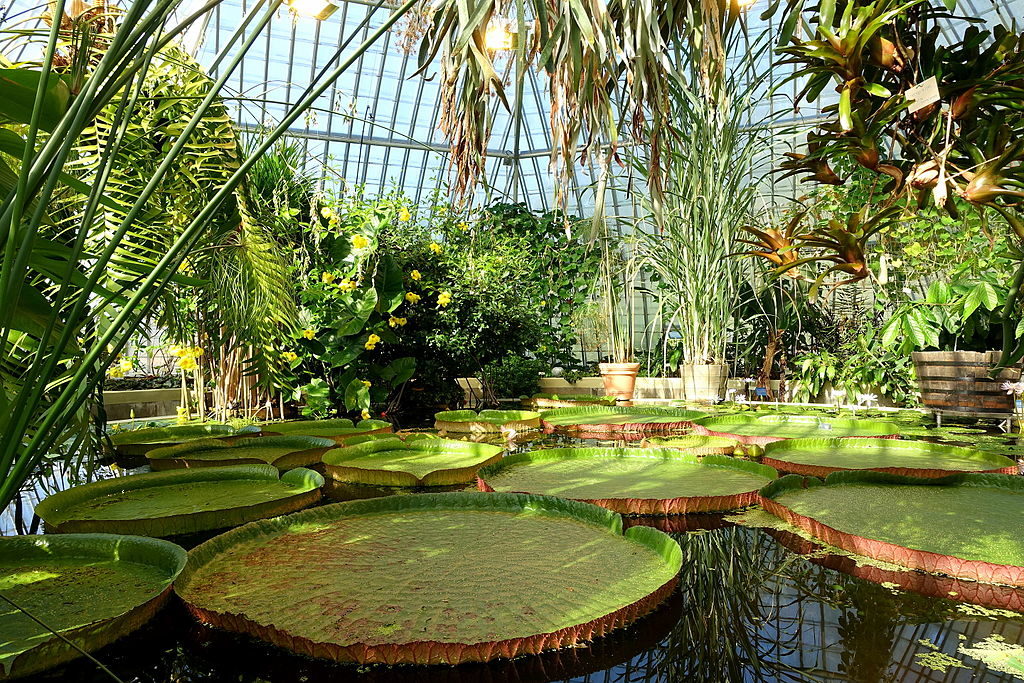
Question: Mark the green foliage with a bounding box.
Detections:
[480,356,547,398]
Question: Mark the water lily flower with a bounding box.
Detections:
[1002,381,1024,395]
[302,328,316,340]
[410,269,421,281]
[735,394,748,404]
[352,234,369,249]
[856,392,879,406]
[321,271,336,284]
[828,389,847,404]
[437,291,452,307]
[405,292,421,304]
[429,242,442,254]
[398,206,411,222]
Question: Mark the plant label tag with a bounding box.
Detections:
[906,76,940,113]
[754,387,769,397]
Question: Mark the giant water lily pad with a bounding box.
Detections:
[322,436,503,486]
[263,418,393,442]
[0,534,185,679]
[35,465,324,537]
[146,435,334,471]
[108,423,259,457]
[434,410,541,433]
[693,414,900,446]
[761,471,1024,586]
[640,435,741,455]
[477,448,777,514]
[523,394,618,409]
[540,406,707,434]
[762,438,1019,478]
[175,493,682,665]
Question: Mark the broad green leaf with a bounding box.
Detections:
[374,255,405,313]
[336,288,378,337]
[344,378,370,412]
[0,69,71,132]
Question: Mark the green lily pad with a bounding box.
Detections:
[540,406,708,432]
[477,448,776,514]
[322,436,504,486]
[0,534,185,679]
[108,423,258,458]
[640,435,741,455]
[762,438,1018,478]
[146,435,334,471]
[263,418,393,442]
[694,414,900,444]
[761,472,1024,585]
[434,410,541,433]
[175,492,682,665]
[34,465,324,537]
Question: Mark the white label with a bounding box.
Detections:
[818,423,833,430]
[906,76,940,114]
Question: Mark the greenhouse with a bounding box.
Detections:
[5,0,1024,679]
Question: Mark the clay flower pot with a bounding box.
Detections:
[599,362,641,401]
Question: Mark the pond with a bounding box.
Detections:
[7,421,1024,682]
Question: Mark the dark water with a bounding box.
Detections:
[11,424,1024,683]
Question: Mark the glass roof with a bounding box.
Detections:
[189,0,1024,218]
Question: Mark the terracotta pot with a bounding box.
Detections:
[599,362,641,401]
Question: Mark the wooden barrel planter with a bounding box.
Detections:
[912,351,1021,413]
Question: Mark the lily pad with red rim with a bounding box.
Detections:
[761,437,1018,478]
[34,465,324,537]
[692,413,901,446]
[640,434,741,455]
[434,410,541,433]
[0,533,185,679]
[760,471,1024,586]
[146,435,335,470]
[477,447,777,514]
[321,435,503,486]
[261,418,393,443]
[108,423,260,458]
[174,492,682,665]
[539,406,707,434]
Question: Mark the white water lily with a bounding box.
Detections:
[856,392,879,406]
[1001,381,1024,396]
[828,389,847,404]
[735,394,747,404]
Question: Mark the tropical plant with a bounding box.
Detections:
[591,239,642,364]
[479,356,547,398]
[413,0,753,219]
[0,0,421,509]
[636,35,768,368]
[765,0,1024,367]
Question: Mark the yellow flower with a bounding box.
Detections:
[405,292,421,304]
[458,221,469,232]
[361,409,372,420]
[321,271,336,284]
[429,242,442,254]
[388,316,401,328]
[281,351,298,362]
[302,328,316,340]
[352,234,369,250]
[175,406,189,424]
[179,356,199,371]
[109,424,122,433]
[337,279,358,292]
[191,347,204,358]
[437,291,452,307]
[118,357,134,373]
[106,365,125,379]
[398,206,411,222]
[361,380,372,388]
[364,333,382,351]
[410,269,421,281]
[320,207,334,219]
[397,317,407,326]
